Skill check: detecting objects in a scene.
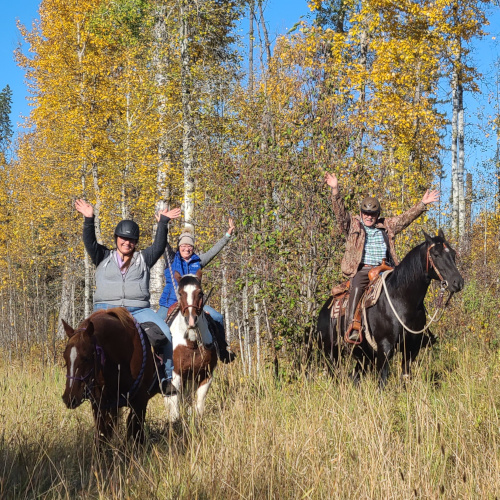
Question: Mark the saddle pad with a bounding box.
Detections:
[329,294,349,320]
[362,269,393,309]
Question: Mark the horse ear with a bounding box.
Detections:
[422,230,433,244]
[174,271,182,284]
[62,319,75,338]
[85,321,95,337]
[196,268,203,282]
[438,228,446,240]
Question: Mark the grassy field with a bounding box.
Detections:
[0,337,499,499]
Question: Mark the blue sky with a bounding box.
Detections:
[1,0,499,208]
[0,0,311,129]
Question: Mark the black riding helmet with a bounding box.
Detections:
[114,220,140,241]
[360,196,381,216]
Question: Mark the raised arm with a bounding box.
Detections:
[75,199,109,266]
[385,189,439,235]
[143,207,181,268]
[325,172,351,236]
[199,218,235,267]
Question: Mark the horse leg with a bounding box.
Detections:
[195,377,213,418]
[92,404,117,445]
[350,354,370,386]
[164,372,181,422]
[401,329,437,381]
[376,341,393,389]
[127,397,148,443]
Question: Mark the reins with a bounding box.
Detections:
[381,243,452,335]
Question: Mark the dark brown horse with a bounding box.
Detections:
[164,269,218,421]
[62,308,156,443]
[316,230,464,387]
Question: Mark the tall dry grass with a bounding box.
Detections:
[0,338,499,499]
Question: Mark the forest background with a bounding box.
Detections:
[0,1,500,498]
[0,0,499,369]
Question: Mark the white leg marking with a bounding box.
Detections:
[195,378,213,417]
[164,394,180,422]
[69,346,77,387]
[164,373,182,422]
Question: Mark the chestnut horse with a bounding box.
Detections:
[62,308,156,443]
[164,269,217,421]
[315,230,464,387]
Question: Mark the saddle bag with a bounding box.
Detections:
[140,322,168,349]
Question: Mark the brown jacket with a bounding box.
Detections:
[331,191,427,278]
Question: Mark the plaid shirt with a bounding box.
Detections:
[361,224,387,265]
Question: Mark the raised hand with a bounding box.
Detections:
[421,189,440,206]
[75,199,94,218]
[156,206,181,222]
[325,172,338,192]
[227,217,236,236]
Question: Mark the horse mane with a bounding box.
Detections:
[389,241,428,290]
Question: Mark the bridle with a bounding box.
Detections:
[426,242,448,286]
[66,330,105,402]
[65,318,148,407]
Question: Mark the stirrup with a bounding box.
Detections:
[345,322,363,345]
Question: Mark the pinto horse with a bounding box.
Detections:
[316,230,464,387]
[164,269,217,421]
[62,308,156,443]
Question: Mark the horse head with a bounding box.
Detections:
[62,318,101,409]
[175,269,204,330]
[423,229,464,293]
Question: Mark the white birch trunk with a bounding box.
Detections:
[248,0,254,95]
[237,318,246,375]
[150,2,171,308]
[180,0,195,231]
[222,261,231,342]
[84,252,92,317]
[57,262,74,339]
[457,73,466,241]
[242,280,251,373]
[253,283,261,374]
[451,68,459,238]
[258,0,271,64]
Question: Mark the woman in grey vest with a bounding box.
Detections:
[75,199,181,389]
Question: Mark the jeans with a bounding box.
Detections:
[93,303,173,379]
[157,304,225,332]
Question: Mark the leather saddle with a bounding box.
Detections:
[328,261,394,320]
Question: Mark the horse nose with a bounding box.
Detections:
[62,393,78,409]
[188,313,198,328]
[452,276,464,292]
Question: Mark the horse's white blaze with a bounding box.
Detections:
[69,346,77,388]
[183,283,198,328]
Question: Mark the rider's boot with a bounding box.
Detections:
[154,345,175,395]
[345,285,364,343]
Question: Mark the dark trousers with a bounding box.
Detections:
[346,267,371,327]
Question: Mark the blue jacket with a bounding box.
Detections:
[159,252,202,308]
